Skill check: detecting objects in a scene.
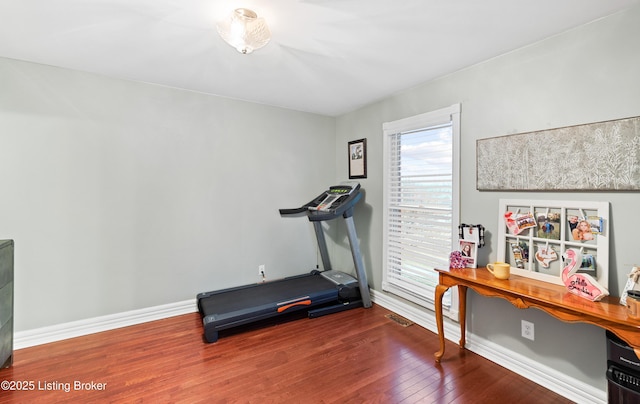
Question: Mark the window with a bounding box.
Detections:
[382,104,460,317]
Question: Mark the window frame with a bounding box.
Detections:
[382,104,461,320]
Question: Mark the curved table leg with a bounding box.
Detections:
[434,284,450,363]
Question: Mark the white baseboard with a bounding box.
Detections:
[371,290,606,404]
[14,299,197,350]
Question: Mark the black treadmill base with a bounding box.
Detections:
[308,300,363,318]
[208,310,309,343]
[203,300,364,343]
[197,272,363,343]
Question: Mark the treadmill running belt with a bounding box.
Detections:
[198,274,337,314]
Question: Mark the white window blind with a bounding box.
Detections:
[382,104,460,315]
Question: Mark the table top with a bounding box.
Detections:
[436,266,640,328]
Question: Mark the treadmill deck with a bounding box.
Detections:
[197,273,343,342]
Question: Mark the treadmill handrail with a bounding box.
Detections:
[278,206,309,215]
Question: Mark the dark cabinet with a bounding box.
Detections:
[0,240,14,368]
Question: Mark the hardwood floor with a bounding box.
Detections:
[0,304,572,403]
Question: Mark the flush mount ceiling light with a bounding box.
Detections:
[217,8,271,54]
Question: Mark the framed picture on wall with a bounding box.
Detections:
[348,138,367,179]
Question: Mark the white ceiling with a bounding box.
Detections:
[1,0,638,116]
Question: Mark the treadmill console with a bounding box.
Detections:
[279,181,362,221]
[308,183,358,212]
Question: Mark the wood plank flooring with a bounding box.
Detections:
[0,304,572,403]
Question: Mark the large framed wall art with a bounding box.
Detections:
[477,115,640,191]
[497,199,609,288]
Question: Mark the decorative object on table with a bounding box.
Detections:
[348,138,367,179]
[449,251,466,269]
[476,115,640,191]
[497,199,609,287]
[625,291,640,320]
[458,223,485,247]
[458,240,478,268]
[561,248,609,301]
[457,223,484,268]
[486,262,510,280]
[620,266,640,306]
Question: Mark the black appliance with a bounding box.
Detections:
[607,331,640,402]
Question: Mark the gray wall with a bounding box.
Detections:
[335,5,640,390]
[0,57,336,331]
[1,3,639,393]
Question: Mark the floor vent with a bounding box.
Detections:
[385,313,414,327]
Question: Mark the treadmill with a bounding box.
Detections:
[197,181,371,343]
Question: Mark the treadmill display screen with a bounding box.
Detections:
[328,186,351,194]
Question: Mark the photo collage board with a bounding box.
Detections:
[497,199,609,287]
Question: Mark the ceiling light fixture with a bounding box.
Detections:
[217,8,271,54]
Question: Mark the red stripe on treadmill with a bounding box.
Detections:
[277,300,312,312]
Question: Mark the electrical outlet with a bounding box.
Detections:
[258,264,265,277]
[521,320,535,341]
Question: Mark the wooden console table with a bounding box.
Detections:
[434,266,640,362]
